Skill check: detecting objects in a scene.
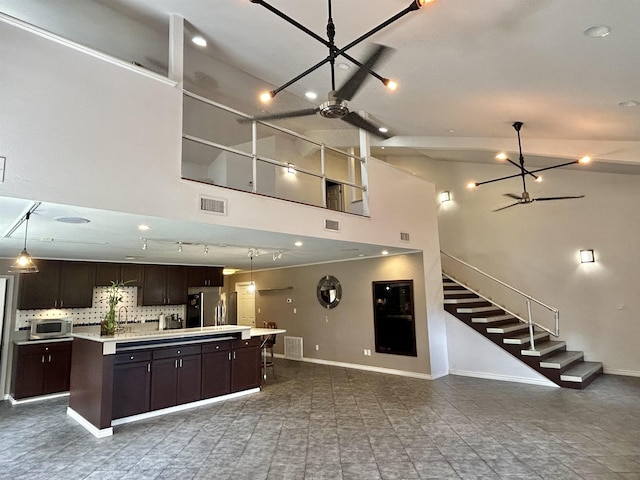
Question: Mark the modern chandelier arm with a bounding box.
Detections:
[473,159,583,188]
[502,157,539,180]
[473,171,532,187]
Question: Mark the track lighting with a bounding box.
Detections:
[142,238,147,250]
[9,211,38,274]
[204,245,209,254]
[178,242,183,253]
[273,250,283,261]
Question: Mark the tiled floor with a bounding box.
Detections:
[1,360,640,480]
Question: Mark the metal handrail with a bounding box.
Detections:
[441,251,559,350]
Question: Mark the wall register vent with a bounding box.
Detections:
[199,195,227,215]
[324,219,340,232]
[284,336,304,360]
[400,232,410,242]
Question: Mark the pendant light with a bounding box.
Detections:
[10,211,39,274]
[248,254,255,292]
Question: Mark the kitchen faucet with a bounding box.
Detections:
[117,306,128,333]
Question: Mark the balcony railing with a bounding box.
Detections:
[181,90,369,216]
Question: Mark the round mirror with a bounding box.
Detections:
[317,275,342,309]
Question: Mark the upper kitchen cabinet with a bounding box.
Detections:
[95,263,143,287]
[141,265,187,306]
[186,267,224,287]
[18,260,95,310]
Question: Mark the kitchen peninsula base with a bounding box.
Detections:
[67,326,260,438]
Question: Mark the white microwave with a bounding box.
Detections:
[29,317,73,340]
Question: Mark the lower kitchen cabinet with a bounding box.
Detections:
[231,338,261,392]
[150,344,201,411]
[112,352,151,419]
[202,342,232,399]
[12,340,72,399]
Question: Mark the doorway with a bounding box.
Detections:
[235,282,256,327]
[326,180,344,212]
[0,278,9,398]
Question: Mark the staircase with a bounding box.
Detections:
[443,276,603,389]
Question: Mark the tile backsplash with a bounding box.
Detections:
[16,286,185,331]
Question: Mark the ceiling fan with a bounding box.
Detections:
[468,122,590,212]
[239,0,433,138]
[241,44,393,138]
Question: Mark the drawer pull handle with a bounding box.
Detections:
[130,356,135,360]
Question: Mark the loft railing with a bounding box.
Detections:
[441,251,559,351]
[181,90,368,216]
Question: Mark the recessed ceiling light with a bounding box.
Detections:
[294,241,303,247]
[447,129,456,134]
[378,127,389,133]
[381,250,389,255]
[222,268,237,275]
[192,35,207,47]
[55,217,90,224]
[138,224,151,231]
[583,24,611,38]
[336,63,350,70]
[305,91,318,100]
[619,100,639,108]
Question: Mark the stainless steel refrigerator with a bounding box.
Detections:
[186,287,226,328]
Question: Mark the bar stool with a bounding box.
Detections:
[262,321,277,380]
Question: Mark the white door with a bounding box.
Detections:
[235,282,256,327]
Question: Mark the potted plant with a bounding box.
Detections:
[100,280,128,336]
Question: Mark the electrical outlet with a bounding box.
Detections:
[315,344,319,351]
[325,316,328,323]
[363,348,367,355]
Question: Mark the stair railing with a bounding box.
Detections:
[441,251,559,350]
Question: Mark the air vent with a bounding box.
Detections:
[199,195,227,215]
[324,219,340,232]
[400,232,410,242]
[284,336,304,360]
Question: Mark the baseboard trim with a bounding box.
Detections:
[111,388,260,428]
[603,367,640,377]
[274,353,433,380]
[449,368,558,387]
[8,391,70,405]
[67,407,113,438]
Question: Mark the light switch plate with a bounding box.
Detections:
[0,156,5,182]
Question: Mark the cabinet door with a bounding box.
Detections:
[43,343,72,394]
[150,357,178,410]
[95,263,121,286]
[187,267,208,288]
[113,361,151,419]
[17,260,60,310]
[165,266,186,305]
[206,267,224,287]
[177,355,202,405]
[59,262,95,308]
[142,265,167,306]
[202,350,231,399]
[120,264,144,287]
[231,346,260,392]
[13,347,46,399]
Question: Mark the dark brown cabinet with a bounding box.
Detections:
[18,260,95,310]
[95,263,144,287]
[187,267,224,287]
[150,345,202,410]
[142,265,187,306]
[11,341,72,399]
[112,351,151,419]
[231,338,261,392]
[202,341,231,399]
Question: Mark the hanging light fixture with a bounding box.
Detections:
[10,211,39,274]
[248,254,256,292]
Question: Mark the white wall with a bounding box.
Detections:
[0,17,447,376]
[386,155,640,377]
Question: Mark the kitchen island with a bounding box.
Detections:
[67,325,260,437]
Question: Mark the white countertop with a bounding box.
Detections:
[72,325,252,345]
[249,328,287,336]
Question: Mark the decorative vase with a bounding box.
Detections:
[101,308,117,336]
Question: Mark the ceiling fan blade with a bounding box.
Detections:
[335,44,391,101]
[239,107,320,123]
[503,193,522,200]
[341,111,391,139]
[492,202,521,212]
[534,195,585,201]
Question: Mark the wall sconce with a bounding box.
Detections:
[580,249,595,263]
[287,163,296,174]
[440,191,451,203]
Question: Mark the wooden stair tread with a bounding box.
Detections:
[560,362,603,382]
[540,351,584,369]
[521,340,566,357]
